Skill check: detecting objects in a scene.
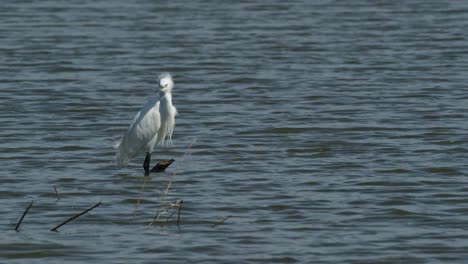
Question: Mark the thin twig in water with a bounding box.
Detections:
[15,200,34,231]
[212,215,232,228]
[148,138,196,226]
[164,200,182,221]
[177,200,183,226]
[163,140,196,198]
[50,201,102,232]
[53,185,61,200]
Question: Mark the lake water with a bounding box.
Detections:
[1,0,468,263]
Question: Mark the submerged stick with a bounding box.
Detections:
[53,185,61,200]
[50,201,102,232]
[212,215,232,228]
[177,200,183,226]
[15,200,34,231]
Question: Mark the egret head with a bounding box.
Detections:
[159,72,174,92]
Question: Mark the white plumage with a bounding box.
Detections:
[114,72,177,174]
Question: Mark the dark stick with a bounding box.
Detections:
[15,200,34,231]
[50,201,102,232]
[53,185,61,200]
[165,208,178,222]
[177,200,183,226]
[212,215,232,228]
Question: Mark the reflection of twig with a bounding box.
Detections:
[212,215,232,228]
[15,200,34,231]
[53,185,61,200]
[134,177,149,220]
[50,201,102,232]
[149,139,196,226]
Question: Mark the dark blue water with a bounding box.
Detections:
[1,0,468,263]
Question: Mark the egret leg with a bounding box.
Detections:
[143,152,151,176]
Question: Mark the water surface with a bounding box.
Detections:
[1,0,468,263]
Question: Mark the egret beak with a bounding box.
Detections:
[160,84,169,92]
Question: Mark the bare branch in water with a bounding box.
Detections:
[163,200,184,224]
[165,208,178,222]
[53,185,61,200]
[50,201,102,232]
[148,139,196,227]
[212,215,232,228]
[15,200,34,232]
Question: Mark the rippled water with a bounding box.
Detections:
[1,0,468,263]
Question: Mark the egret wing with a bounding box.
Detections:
[115,96,161,167]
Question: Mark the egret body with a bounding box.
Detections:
[114,73,177,175]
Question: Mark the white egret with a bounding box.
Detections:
[114,72,177,175]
